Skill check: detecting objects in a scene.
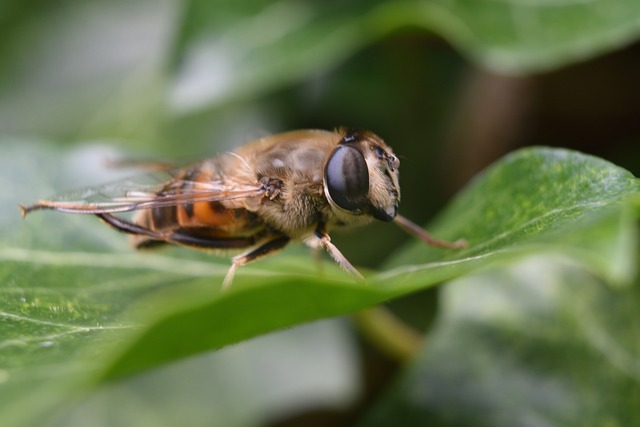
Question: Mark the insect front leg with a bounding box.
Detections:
[223,235,290,290]
[393,214,467,249]
[305,224,365,282]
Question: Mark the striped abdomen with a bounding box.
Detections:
[133,168,265,250]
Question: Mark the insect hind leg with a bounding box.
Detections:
[223,235,290,290]
[96,213,166,240]
[97,212,290,290]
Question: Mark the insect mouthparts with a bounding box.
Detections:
[371,204,398,222]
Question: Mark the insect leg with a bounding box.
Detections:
[169,230,256,250]
[306,224,365,282]
[223,235,290,290]
[96,213,167,240]
[393,214,467,249]
[98,212,259,250]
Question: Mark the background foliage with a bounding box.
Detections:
[1,1,640,426]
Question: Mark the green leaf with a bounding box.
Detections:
[1,141,638,426]
[385,147,640,287]
[360,255,640,426]
[44,319,359,427]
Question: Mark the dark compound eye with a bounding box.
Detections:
[324,145,369,212]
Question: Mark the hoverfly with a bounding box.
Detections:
[20,128,466,289]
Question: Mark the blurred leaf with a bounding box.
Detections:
[0,0,176,141]
[45,320,359,427]
[2,1,639,143]
[1,141,638,426]
[169,0,640,114]
[360,255,640,426]
[168,0,369,114]
[403,0,640,73]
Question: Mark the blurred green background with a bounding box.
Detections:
[2,0,640,426]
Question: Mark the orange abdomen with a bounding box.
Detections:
[133,167,265,248]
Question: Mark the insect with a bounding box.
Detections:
[20,128,466,289]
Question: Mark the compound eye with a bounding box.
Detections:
[324,145,369,212]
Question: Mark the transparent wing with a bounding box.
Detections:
[21,166,265,216]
